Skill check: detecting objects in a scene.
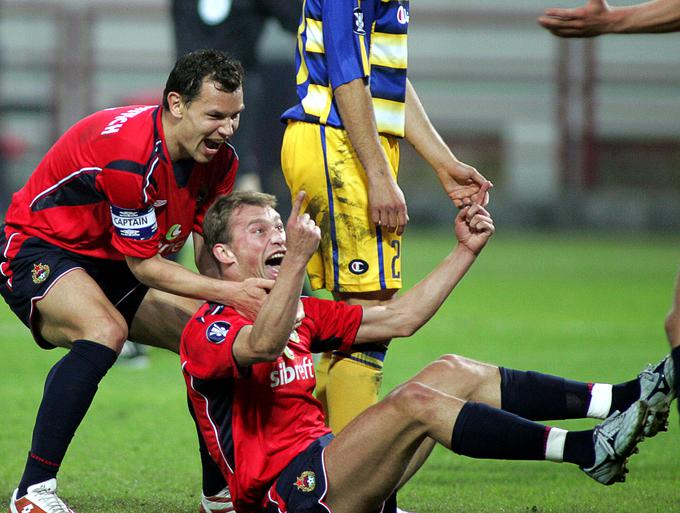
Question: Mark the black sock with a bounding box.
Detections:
[18,340,117,497]
[451,402,547,460]
[563,430,595,467]
[609,378,641,415]
[672,347,680,413]
[500,367,591,420]
[187,396,227,496]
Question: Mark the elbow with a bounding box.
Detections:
[393,321,419,339]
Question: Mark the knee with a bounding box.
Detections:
[82,315,128,352]
[424,354,489,400]
[384,381,441,425]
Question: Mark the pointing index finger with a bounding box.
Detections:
[290,191,306,221]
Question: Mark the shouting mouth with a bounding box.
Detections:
[264,252,285,278]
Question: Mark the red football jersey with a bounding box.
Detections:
[4,105,237,260]
[181,296,363,513]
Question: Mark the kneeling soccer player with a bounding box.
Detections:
[181,190,674,513]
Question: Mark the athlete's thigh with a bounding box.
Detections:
[282,121,402,294]
[37,269,128,350]
[129,288,202,352]
[323,398,427,513]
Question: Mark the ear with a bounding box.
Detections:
[212,243,236,266]
[166,91,184,119]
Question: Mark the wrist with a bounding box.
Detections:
[453,242,478,259]
[607,6,630,33]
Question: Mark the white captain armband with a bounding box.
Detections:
[110,205,158,241]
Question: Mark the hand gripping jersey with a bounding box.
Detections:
[181,296,363,513]
[281,0,410,137]
[3,105,237,261]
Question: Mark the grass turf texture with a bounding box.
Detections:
[1,230,680,512]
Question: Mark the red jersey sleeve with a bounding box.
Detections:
[95,144,163,259]
[192,146,238,235]
[300,296,363,353]
[181,304,251,380]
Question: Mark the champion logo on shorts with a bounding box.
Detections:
[348,259,369,275]
[206,321,231,344]
[294,470,316,493]
[31,263,50,284]
[397,4,409,24]
[353,7,365,35]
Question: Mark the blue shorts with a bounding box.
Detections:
[0,228,148,349]
[264,433,396,513]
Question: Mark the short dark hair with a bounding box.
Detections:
[162,49,245,110]
[203,191,278,249]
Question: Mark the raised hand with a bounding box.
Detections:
[285,191,321,265]
[454,200,495,256]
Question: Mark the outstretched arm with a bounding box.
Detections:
[356,186,494,343]
[539,0,680,37]
[404,79,491,208]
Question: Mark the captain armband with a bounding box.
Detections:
[110,205,158,240]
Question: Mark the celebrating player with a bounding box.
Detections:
[1,50,271,513]
[181,190,673,513]
[280,0,492,436]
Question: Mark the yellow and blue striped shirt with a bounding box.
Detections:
[281,0,409,138]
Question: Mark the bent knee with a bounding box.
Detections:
[385,381,443,423]
[420,354,493,399]
[77,315,128,351]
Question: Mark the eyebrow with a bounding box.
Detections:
[247,215,281,227]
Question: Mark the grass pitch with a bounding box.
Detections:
[1,230,680,512]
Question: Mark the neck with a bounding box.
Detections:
[160,109,182,161]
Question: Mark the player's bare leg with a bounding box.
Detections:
[12,270,124,508]
[323,359,650,513]
[37,269,129,351]
[129,288,202,352]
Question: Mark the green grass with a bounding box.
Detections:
[2,230,680,512]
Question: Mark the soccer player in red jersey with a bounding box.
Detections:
[1,50,272,513]
[181,190,673,513]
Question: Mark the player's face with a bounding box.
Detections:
[176,80,244,163]
[227,204,286,281]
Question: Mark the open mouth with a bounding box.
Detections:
[204,139,223,151]
[265,253,285,267]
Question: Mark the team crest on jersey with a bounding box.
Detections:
[166,224,182,241]
[206,321,231,344]
[349,259,369,275]
[31,263,50,284]
[294,470,316,493]
[353,7,366,35]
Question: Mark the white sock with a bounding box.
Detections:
[544,427,568,462]
[587,383,613,419]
